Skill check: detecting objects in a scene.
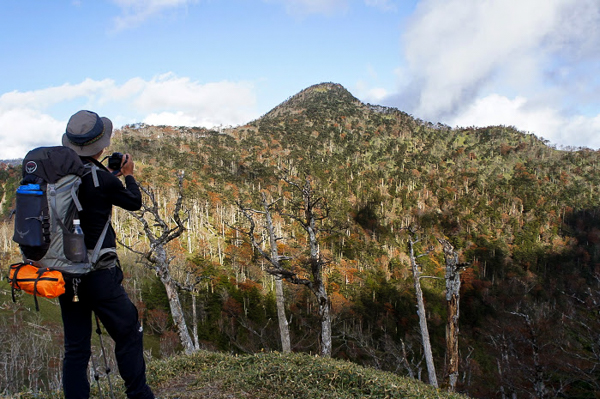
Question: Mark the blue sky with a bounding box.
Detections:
[0,0,599,159]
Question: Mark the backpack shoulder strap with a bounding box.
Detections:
[89,216,112,265]
[83,164,101,188]
[47,176,83,234]
[80,163,112,266]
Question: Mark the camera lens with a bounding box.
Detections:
[108,152,123,170]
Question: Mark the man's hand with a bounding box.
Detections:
[119,153,135,177]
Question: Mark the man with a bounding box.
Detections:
[60,110,155,399]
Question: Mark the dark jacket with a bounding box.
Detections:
[78,157,142,252]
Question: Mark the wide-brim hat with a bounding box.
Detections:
[62,110,113,156]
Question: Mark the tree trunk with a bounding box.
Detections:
[413,269,437,387]
[274,277,291,352]
[439,238,462,391]
[408,237,438,387]
[262,194,292,353]
[161,276,195,354]
[308,226,331,357]
[445,294,459,390]
[316,283,332,357]
[192,293,200,350]
[492,333,517,399]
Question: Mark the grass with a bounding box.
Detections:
[146,350,469,399]
[4,349,469,399]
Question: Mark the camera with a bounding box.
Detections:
[108,152,123,171]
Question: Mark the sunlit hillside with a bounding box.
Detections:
[1,83,599,398]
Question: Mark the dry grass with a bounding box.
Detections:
[8,350,469,398]
[147,350,469,399]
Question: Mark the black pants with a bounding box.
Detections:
[59,266,154,399]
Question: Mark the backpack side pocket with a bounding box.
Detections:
[63,231,88,263]
[13,184,47,247]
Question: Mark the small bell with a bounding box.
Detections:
[72,277,81,303]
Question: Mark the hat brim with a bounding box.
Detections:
[62,117,113,156]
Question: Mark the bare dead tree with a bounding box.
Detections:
[558,272,600,394]
[338,323,383,370]
[407,228,438,387]
[438,237,469,392]
[124,172,196,354]
[489,331,518,399]
[338,323,423,378]
[182,271,203,351]
[223,309,274,354]
[384,336,422,379]
[235,191,291,352]
[508,311,548,399]
[277,175,332,357]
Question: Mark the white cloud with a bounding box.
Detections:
[402,0,569,120]
[450,94,600,149]
[0,74,258,159]
[450,94,557,134]
[367,88,388,103]
[134,74,257,126]
[390,0,600,148]
[355,80,388,103]
[0,80,117,159]
[0,79,116,111]
[0,109,64,160]
[561,115,600,150]
[111,0,197,31]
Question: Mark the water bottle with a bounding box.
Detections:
[73,219,84,235]
[66,219,87,262]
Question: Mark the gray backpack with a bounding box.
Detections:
[12,146,110,276]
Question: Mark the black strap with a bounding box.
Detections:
[31,268,50,312]
[9,262,40,311]
[32,279,40,311]
[9,262,25,304]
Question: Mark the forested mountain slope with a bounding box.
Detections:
[118,82,600,284]
[1,83,598,398]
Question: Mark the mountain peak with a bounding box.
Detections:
[261,82,363,119]
[299,82,356,98]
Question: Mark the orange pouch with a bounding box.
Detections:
[8,262,66,299]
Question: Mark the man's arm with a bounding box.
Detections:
[109,153,142,211]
